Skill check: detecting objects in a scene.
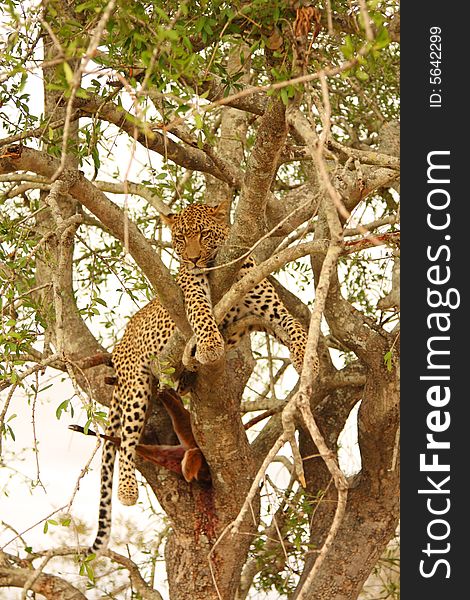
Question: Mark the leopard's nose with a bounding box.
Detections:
[187,255,200,267]
[185,235,202,266]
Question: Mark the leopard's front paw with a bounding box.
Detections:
[195,331,225,364]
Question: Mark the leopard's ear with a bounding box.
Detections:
[211,200,230,224]
[160,212,176,226]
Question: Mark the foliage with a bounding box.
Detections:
[0,1,399,599]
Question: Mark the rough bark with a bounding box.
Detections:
[204,47,250,206]
[140,347,259,600]
[0,566,87,600]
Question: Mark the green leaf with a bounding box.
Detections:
[356,69,369,81]
[154,6,170,22]
[85,562,95,582]
[141,50,153,66]
[341,35,354,60]
[38,384,53,393]
[280,87,288,106]
[76,1,95,13]
[194,17,205,34]
[163,29,179,41]
[194,112,203,130]
[63,62,74,85]
[374,27,390,50]
[56,400,69,419]
[203,20,213,35]
[75,88,89,100]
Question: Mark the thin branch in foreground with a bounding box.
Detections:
[52,0,117,181]
[0,505,70,551]
[208,434,287,599]
[163,43,373,134]
[285,74,349,600]
[357,0,374,42]
[105,550,165,600]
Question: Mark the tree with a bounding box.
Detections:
[0,1,400,599]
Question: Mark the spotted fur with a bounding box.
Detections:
[91,202,307,553]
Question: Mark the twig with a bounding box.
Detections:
[208,434,286,596]
[0,506,70,550]
[30,372,45,492]
[94,180,170,214]
[232,435,286,533]
[325,0,334,36]
[105,550,165,600]
[344,215,398,237]
[20,549,54,600]
[357,0,374,42]
[52,0,117,181]
[0,384,19,460]
[0,353,61,393]
[328,138,399,170]
[283,72,349,600]
[243,407,281,430]
[390,424,400,472]
[0,113,80,148]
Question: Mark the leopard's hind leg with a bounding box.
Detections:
[117,368,152,506]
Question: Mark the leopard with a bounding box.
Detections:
[91,201,307,554]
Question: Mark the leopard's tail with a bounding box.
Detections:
[90,392,121,556]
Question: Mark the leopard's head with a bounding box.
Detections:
[161,201,230,269]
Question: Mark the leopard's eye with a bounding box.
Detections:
[201,230,211,240]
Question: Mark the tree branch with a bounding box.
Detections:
[0,146,190,335]
[76,98,235,185]
[233,98,287,243]
[0,565,87,600]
